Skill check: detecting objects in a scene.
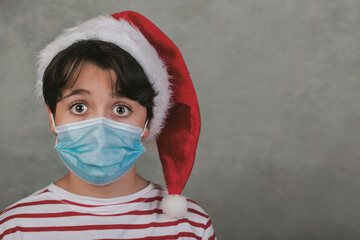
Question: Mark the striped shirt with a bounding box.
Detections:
[0,183,216,240]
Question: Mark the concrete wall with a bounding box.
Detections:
[1,0,360,239]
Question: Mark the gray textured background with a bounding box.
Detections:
[1,0,360,239]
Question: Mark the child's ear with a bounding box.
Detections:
[141,128,149,142]
[46,107,56,134]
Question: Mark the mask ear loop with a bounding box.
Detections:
[141,120,149,138]
[51,113,58,145]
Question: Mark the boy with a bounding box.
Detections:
[0,11,216,239]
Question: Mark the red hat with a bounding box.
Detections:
[36,11,201,218]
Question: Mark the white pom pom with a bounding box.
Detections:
[161,194,188,218]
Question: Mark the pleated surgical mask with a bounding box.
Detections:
[53,116,147,185]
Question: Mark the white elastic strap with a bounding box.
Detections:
[51,113,59,145]
[141,120,149,137]
[51,113,56,129]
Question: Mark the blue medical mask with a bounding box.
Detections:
[53,117,147,185]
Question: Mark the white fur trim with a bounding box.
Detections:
[36,15,171,142]
[161,194,188,219]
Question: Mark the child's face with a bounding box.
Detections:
[47,63,149,136]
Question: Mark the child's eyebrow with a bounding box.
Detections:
[63,89,91,99]
[111,91,125,99]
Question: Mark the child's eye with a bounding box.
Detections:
[70,103,88,115]
[112,105,131,117]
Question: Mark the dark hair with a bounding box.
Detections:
[42,39,157,121]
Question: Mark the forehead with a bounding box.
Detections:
[64,62,118,93]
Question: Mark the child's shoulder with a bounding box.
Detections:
[1,185,51,219]
[153,184,213,225]
[0,185,52,236]
[149,183,216,238]
[151,183,212,219]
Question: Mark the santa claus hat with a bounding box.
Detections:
[36,11,201,218]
